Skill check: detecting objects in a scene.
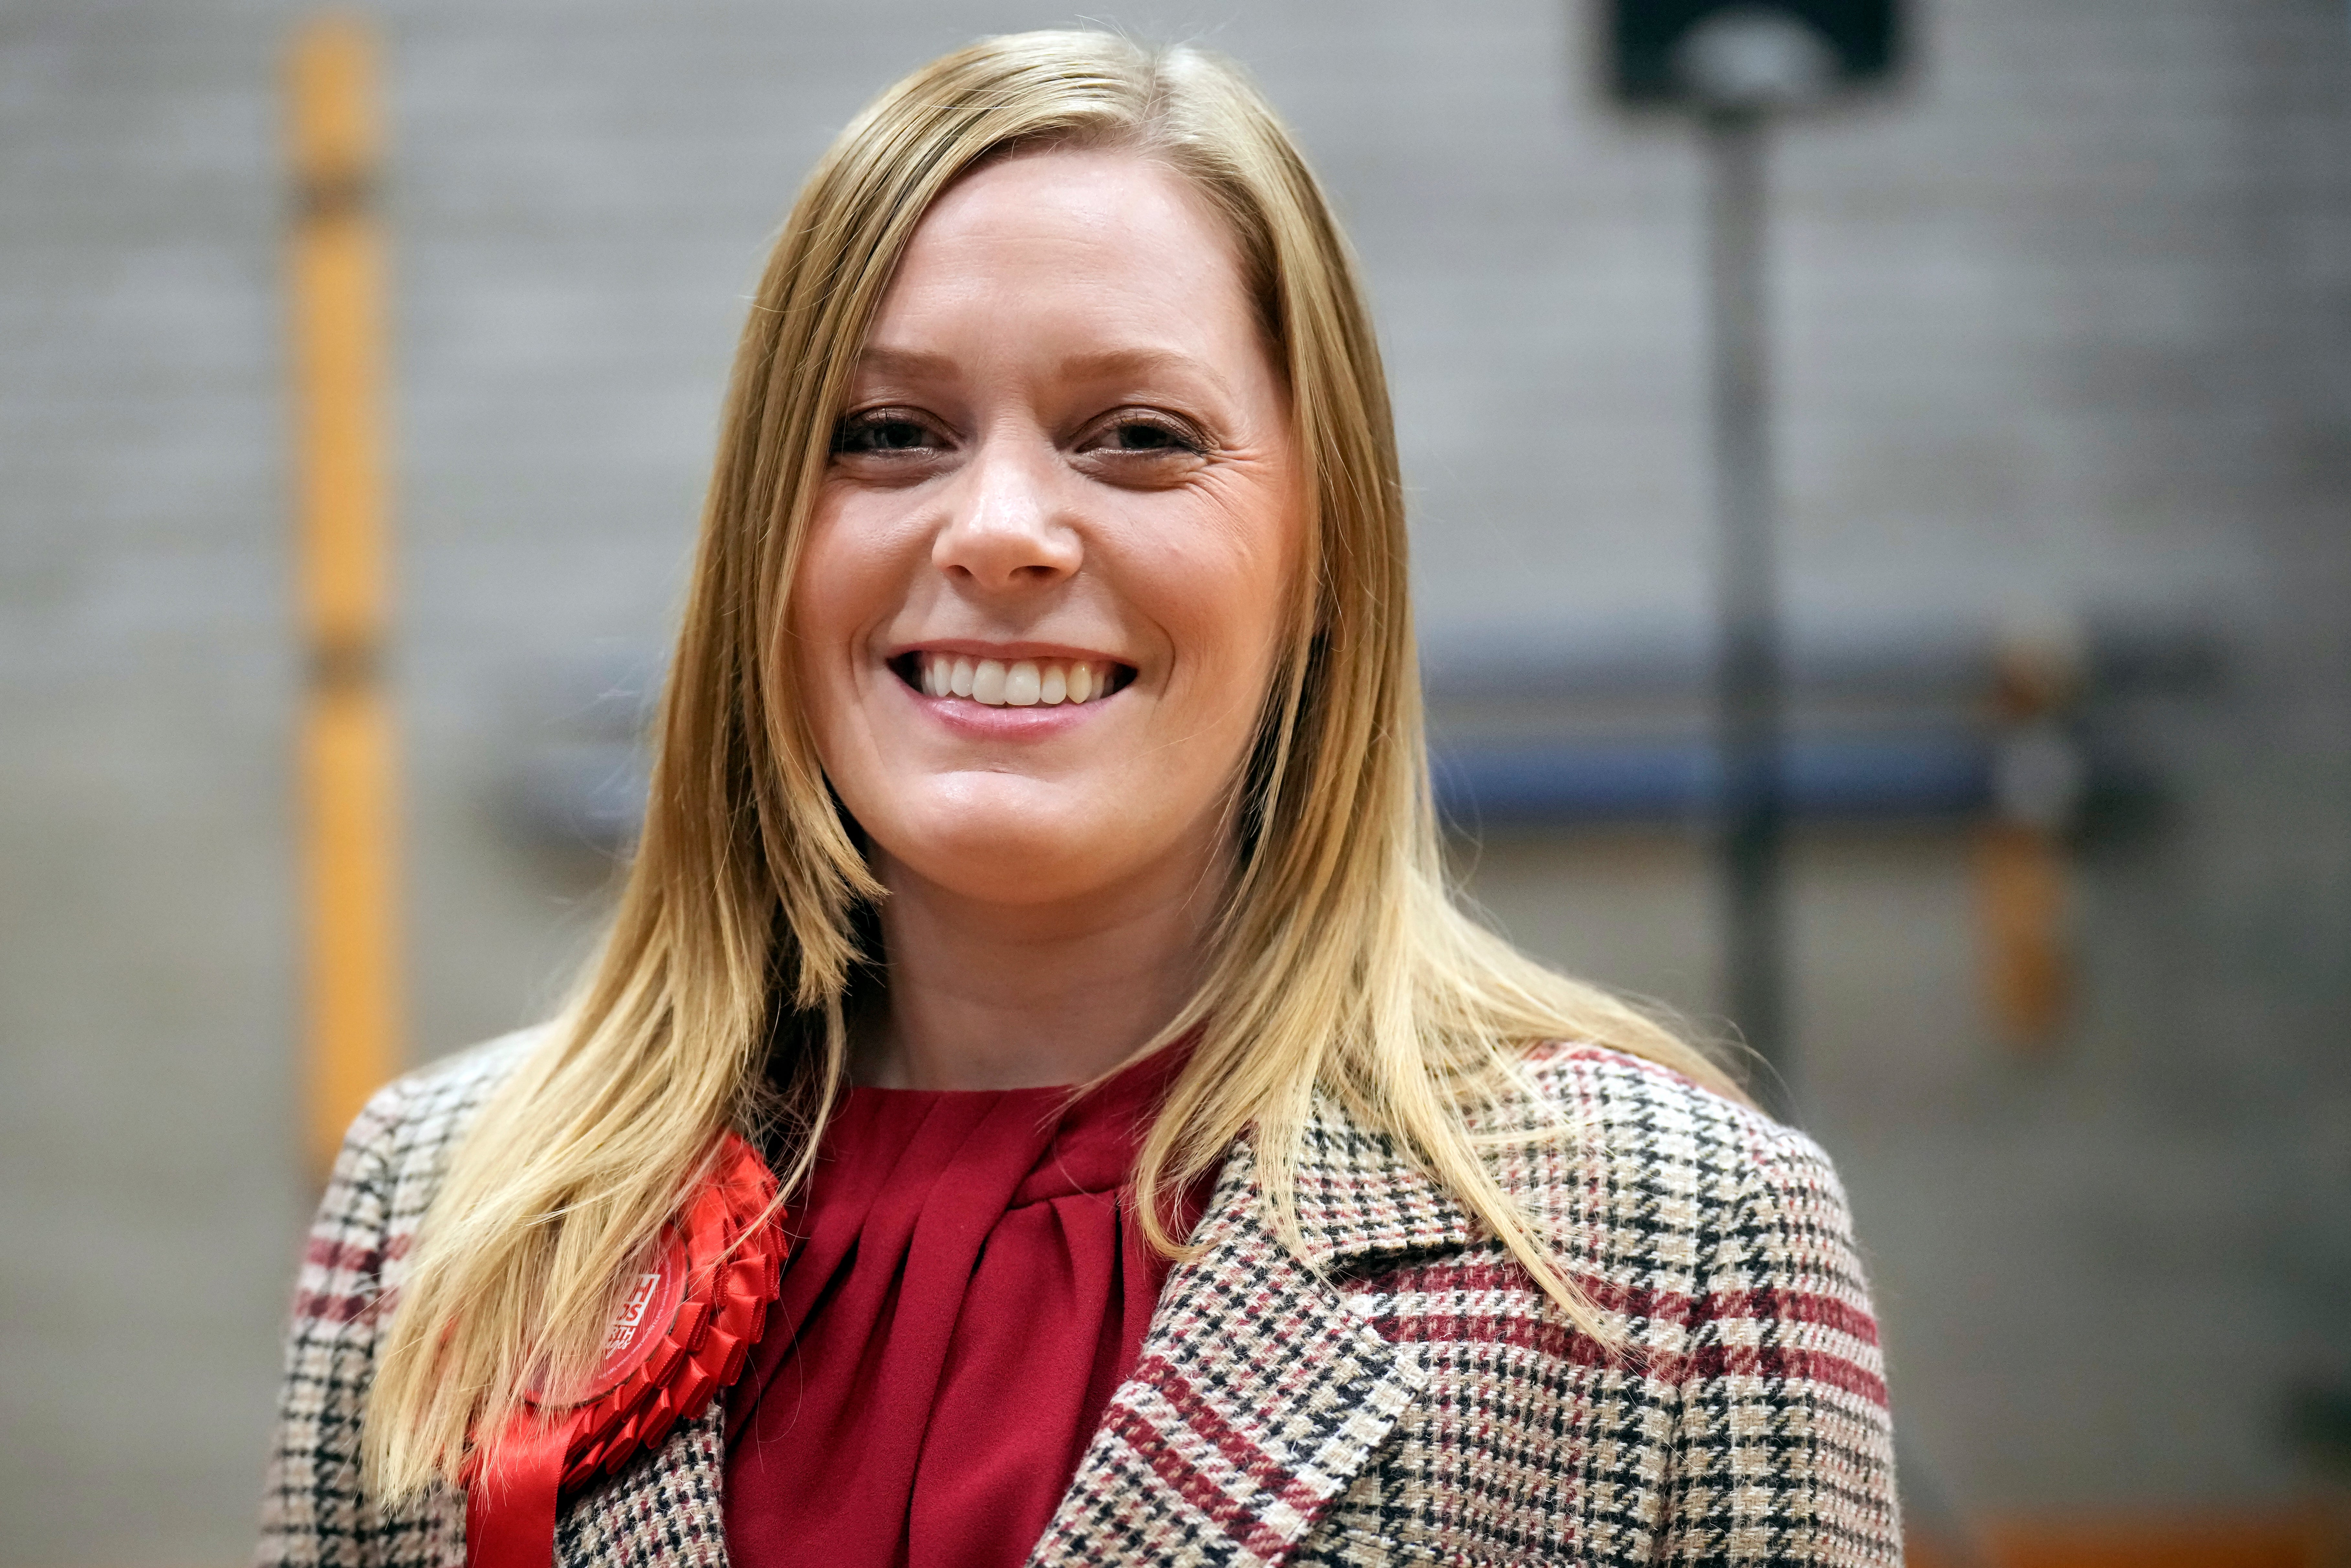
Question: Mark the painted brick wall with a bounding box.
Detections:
[1,1,2344,1559]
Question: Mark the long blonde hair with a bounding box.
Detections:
[365,29,1738,1499]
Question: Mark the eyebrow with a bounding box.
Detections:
[852,343,1230,394]
[851,345,957,381]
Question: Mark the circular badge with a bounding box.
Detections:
[531,1225,692,1405]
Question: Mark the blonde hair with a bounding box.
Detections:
[365,29,1739,1498]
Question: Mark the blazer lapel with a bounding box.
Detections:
[1026,1111,1459,1568]
[1287,1092,1478,1262]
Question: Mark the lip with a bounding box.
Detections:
[889,670,1117,740]
[883,637,1133,667]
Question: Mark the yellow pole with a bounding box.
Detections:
[1977,819,2068,1048]
[287,14,400,1175]
[1978,637,2076,1053]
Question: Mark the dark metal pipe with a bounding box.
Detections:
[1705,106,1792,1101]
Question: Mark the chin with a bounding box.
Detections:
[890,823,1118,907]
[858,777,1100,897]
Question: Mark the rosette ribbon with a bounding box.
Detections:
[463,1132,786,1568]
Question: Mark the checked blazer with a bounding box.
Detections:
[260,1029,1900,1567]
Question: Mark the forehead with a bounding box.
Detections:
[861,148,1265,380]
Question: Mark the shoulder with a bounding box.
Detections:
[1477,1042,1867,1295]
[1477,1053,1898,1563]
[316,1024,550,1252]
[1284,1044,1899,1566]
[298,1025,550,1312]
[1297,1044,1897,1565]
[1495,1039,1842,1198]
[1293,1039,1856,1275]
[260,1028,547,1561]
[344,1025,545,1169]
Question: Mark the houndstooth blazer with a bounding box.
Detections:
[259,1029,1900,1567]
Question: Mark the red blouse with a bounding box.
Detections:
[724,1046,1206,1568]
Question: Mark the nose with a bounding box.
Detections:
[930,432,1082,591]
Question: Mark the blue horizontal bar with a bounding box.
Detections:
[513,732,2003,848]
[1431,734,1993,825]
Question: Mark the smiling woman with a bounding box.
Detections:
[258,31,1899,1568]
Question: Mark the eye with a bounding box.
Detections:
[832,411,940,456]
[1084,412,1207,457]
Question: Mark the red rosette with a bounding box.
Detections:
[548,1132,784,1487]
[464,1132,786,1568]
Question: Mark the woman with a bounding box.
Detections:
[262,30,1898,1568]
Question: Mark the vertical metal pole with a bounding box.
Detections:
[288,15,401,1176]
[1703,107,1790,1103]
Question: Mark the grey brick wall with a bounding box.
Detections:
[2,1,2345,1559]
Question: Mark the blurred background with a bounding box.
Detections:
[3,0,2347,1562]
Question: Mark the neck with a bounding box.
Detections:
[855,839,1226,1091]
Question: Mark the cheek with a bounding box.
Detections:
[795,497,880,622]
[1157,492,1301,701]
[787,503,898,729]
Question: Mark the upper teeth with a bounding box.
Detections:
[919,653,1109,707]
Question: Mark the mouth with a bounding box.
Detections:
[889,649,1138,709]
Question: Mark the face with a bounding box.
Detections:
[790,149,1303,915]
